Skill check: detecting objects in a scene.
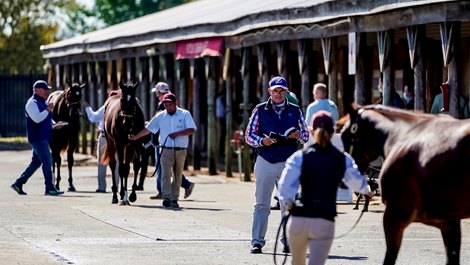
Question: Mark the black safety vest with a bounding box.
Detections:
[291,143,345,221]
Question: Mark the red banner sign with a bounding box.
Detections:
[176,37,224,59]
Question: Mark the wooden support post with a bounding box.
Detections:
[79,63,88,154]
[176,59,188,110]
[241,47,252,182]
[97,62,107,109]
[87,62,97,155]
[192,59,202,170]
[355,33,367,105]
[322,37,338,103]
[138,57,149,119]
[407,25,426,111]
[297,39,313,112]
[276,41,288,78]
[377,30,394,106]
[440,22,461,118]
[149,55,159,116]
[205,57,218,175]
[223,49,233,178]
[257,43,270,102]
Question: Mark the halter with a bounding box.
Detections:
[347,113,360,155]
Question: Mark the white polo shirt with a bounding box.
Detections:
[146,107,197,148]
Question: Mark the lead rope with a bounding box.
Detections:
[149,135,169,178]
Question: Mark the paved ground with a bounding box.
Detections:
[1,149,470,265]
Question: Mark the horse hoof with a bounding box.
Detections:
[353,207,359,210]
[129,193,137,203]
[135,185,144,191]
[68,186,76,192]
[120,200,130,206]
[362,209,369,213]
[112,198,118,204]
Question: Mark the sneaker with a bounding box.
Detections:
[162,199,171,208]
[184,183,195,199]
[250,244,262,254]
[170,200,179,209]
[95,189,106,193]
[45,189,64,196]
[150,193,163,200]
[11,183,27,195]
[282,245,290,254]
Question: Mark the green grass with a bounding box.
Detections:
[0,137,28,143]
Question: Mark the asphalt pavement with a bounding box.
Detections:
[1,149,470,265]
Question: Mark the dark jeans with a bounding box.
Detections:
[15,140,55,191]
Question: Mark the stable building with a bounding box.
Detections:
[41,0,470,177]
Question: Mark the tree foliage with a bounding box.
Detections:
[92,0,195,26]
[0,0,67,74]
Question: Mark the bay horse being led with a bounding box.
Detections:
[102,82,145,205]
[47,81,85,191]
[341,104,470,265]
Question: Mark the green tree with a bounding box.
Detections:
[0,0,69,74]
[92,0,195,26]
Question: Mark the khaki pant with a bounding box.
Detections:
[160,148,187,201]
[287,216,334,265]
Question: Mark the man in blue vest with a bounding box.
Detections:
[11,80,65,196]
[245,76,309,254]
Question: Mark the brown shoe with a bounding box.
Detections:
[184,183,195,199]
[150,193,162,200]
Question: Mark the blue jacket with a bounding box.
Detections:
[25,94,52,143]
[256,100,300,163]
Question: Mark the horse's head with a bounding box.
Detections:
[65,80,86,118]
[341,104,387,172]
[118,81,141,134]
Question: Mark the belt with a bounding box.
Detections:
[162,146,186,150]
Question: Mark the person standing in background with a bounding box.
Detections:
[82,90,120,193]
[305,83,339,127]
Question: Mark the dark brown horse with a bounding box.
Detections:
[341,104,470,265]
[47,81,85,191]
[102,82,145,205]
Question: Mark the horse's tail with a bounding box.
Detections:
[101,142,110,165]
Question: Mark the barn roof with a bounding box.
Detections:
[41,0,467,63]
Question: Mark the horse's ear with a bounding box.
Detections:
[80,83,87,90]
[66,79,72,89]
[119,80,125,90]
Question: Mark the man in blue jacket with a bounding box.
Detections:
[245,76,309,254]
[11,80,65,196]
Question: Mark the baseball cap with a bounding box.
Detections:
[151,82,170,93]
[161,92,177,103]
[268,76,288,90]
[33,80,51,90]
[312,110,334,134]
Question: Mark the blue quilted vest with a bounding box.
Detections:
[256,100,300,163]
[25,94,52,143]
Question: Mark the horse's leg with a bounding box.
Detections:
[136,151,147,190]
[129,151,141,202]
[383,207,409,265]
[438,220,461,265]
[353,193,361,210]
[117,148,131,205]
[52,150,61,190]
[363,197,370,212]
[109,158,118,204]
[67,148,76,192]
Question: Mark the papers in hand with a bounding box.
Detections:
[53,121,68,128]
[266,127,297,142]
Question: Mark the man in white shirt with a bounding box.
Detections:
[83,90,120,192]
[129,93,196,209]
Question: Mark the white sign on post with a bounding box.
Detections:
[348,32,356,75]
